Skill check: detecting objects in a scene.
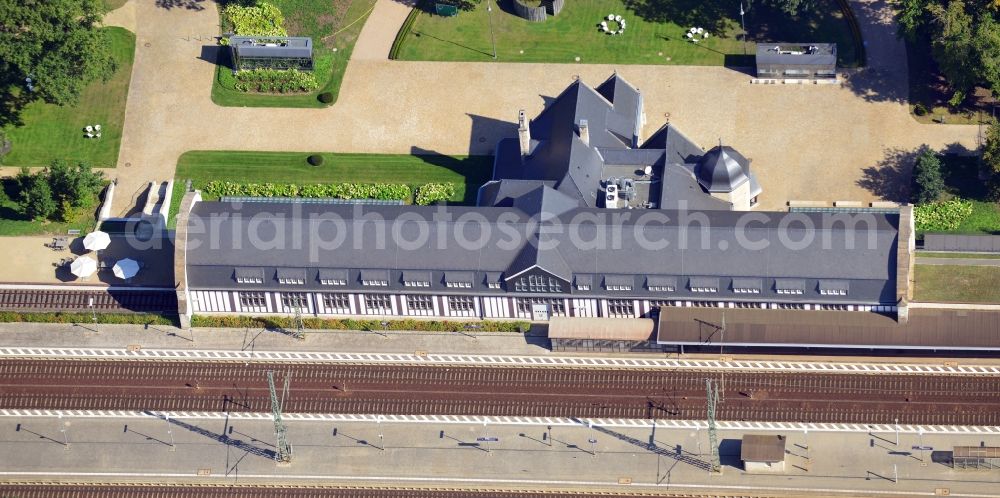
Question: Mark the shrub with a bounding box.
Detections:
[221,2,286,43]
[913,103,928,116]
[307,154,324,166]
[414,182,456,205]
[233,69,318,93]
[0,311,177,325]
[318,92,334,104]
[192,315,529,333]
[912,148,944,204]
[202,180,411,201]
[915,198,974,232]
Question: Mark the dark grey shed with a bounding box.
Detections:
[229,36,314,72]
[755,43,837,79]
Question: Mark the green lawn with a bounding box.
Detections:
[170,150,494,227]
[396,0,860,67]
[917,252,1000,259]
[914,265,1000,304]
[0,179,100,236]
[103,0,128,10]
[212,0,377,108]
[1,27,135,168]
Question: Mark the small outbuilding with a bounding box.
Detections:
[741,434,787,472]
[547,316,656,352]
[755,43,836,80]
[953,446,1000,470]
[229,36,314,72]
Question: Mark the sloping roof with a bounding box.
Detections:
[656,308,1000,350]
[231,36,313,58]
[186,202,898,303]
[696,146,750,193]
[548,316,654,340]
[741,435,786,463]
[512,184,581,218]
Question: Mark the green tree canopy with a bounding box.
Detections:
[898,0,1000,100]
[0,0,116,112]
[45,159,104,209]
[15,167,56,220]
[912,147,945,204]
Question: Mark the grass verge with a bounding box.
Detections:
[211,0,377,108]
[193,314,530,332]
[0,311,178,326]
[914,265,1000,304]
[917,252,1000,259]
[396,0,859,67]
[1,27,135,168]
[168,150,493,227]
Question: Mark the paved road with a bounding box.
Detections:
[91,0,977,216]
[916,257,1000,266]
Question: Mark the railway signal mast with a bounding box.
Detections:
[706,378,722,474]
[268,370,293,464]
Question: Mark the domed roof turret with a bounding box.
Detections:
[696,145,750,193]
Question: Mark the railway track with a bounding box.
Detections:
[0,484,773,498]
[3,360,1000,425]
[0,289,176,313]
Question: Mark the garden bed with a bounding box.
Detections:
[212,0,377,108]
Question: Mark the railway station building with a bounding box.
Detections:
[173,74,913,329]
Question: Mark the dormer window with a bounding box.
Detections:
[818,280,849,296]
[276,268,306,285]
[574,275,593,291]
[445,271,474,289]
[402,270,431,287]
[360,269,389,287]
[319,269,348,286]
[235,267,264,284]
[513,274,561,293]
[646,276,677,292]
[775,279,805,295]
[604,275,634,292]
[732,278,762,295]
[689,277,720,293]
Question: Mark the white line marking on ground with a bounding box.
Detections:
[2,347,999,375]
[1,409,998,435]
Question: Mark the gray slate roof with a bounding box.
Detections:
[755,43,836,67]
[696,146,751,193]
[230,36,313,58]
[186,201,899,304]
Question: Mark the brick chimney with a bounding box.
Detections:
[578,119,590,146]
[518,110,531,161]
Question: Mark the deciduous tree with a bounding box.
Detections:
[912,147,945,204]
[15,168,56,220]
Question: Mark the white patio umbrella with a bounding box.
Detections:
[82,230,111,251]
[112,258,140,280]
[70,255,98,279]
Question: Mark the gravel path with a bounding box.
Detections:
[87,0,980,214]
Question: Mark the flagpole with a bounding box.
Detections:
[740,2,747,55]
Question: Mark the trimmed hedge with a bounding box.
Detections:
[388,4,422,60]
[202,180,457,203]
[192,315,531,333]
[318,92,334,104]
[0,311,177,325]
[307,154,324,166]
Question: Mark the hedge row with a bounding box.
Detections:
[233,69,319,93]
[388,4,422,60]
[0,312,177,325]
[192,315,530,333]
[203,180,457,205]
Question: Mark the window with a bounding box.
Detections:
[777,289,804,295]
[648,285,675,292]
[239,292,266,307]
[406,295,433,311]
[235,268,264,284]
[402,271,431,287]
[449,296,475,312]
[278,277,305,285]
[649,300,677,308]
[320,278,347,286]
[516,297,566,315]
[820,289,848,296]
[281,293,308,309]
[322,293,351,310]
[404,280,430,287]
[576,284,591,291]
[607,299,635,317]
[514,275,561,293]
[487,282,501,289]
[362,280,389,287]
[691,287,718,293]
[364,294,392,311]
[446,282,472,289]
[733,288,760,294]
[319,270,348,286]
[606,284,633,291]
[237,275,263,284]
